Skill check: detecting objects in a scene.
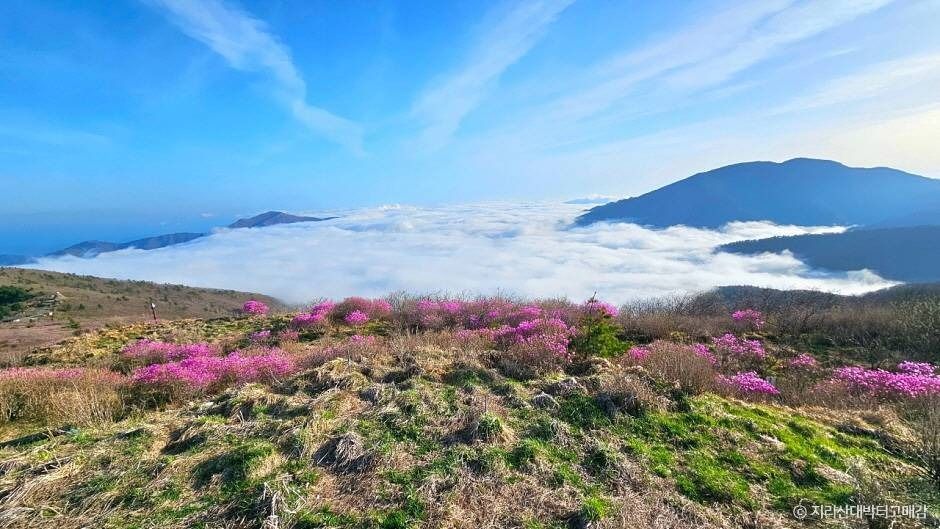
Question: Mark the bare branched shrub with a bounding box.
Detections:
[624,340,717,395]
[905,395,940,490]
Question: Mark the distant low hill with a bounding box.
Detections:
[42,211,336,259]
[228,210,336,229]
[719,225,940,283]
[49,233,206,258]
[576,158,940,228]
[0,267,285,363]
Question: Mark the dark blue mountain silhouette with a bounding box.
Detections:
[576,158,940,228]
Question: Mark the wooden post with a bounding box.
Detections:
[149,299,157,322]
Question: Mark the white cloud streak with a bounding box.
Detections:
[411,0,575,150]
[148,0,363,152]
[28,203,895,304]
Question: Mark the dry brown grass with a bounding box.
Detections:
[0,369,124,426]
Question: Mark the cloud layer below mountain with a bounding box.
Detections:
[27,203,896,304]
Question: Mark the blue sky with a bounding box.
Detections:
[3,0,940,254]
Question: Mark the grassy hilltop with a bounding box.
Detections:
[0,291,939,528]
[0,268,284,364]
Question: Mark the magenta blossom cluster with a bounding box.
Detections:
[292,300,336,329]
[345,310,370,326]
[691,343,718,365]
[897,361,936,377]
[132,348,295,389]
[833,365,940,399]
[731,309,765,329]
[713,333,767,360]
[121,340,216,364]
[333,297,392,323]
[583,299,619,318]
[243,300,270,316]
[720,371,780,395]
[492,318,575,360]
[788,353,819,369]
[627,345,651,362]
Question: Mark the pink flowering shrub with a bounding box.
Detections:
[690,343,718,365]
[292,300,335,329]
[788,353,819,369]
[0,367,126,424]
[345,310,370,326]
[719,371,779,397]
[731,309,765,330]
[131,348,295,401]
[243,300,269,316]
[898,361,937,377]
[627,345,651,362]
[832,365,940,399]
[333,297,392,323]
[623,340,717,394]
[713,333,767,360]
[583,299,619,318]
[121,340,217,365]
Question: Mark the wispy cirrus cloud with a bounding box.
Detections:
[485,0,897,151]
[147,0,364,153]
[411,0,575,150]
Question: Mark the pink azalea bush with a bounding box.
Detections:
[627,345,651,362]
[788,353,819,369]
[832,365,940,399]
[713,333,767,360]
[720,371,780,396]
[583,299,619,318]
[292,300,335,329]
[243,300,269,316]
[345,310,370,326]
[333,297,392,323]
[690,343,718,365]
[131,348,295,397]
[731,309,765,329]
[121,340,217,364]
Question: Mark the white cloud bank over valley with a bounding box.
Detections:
[27,203,896,304]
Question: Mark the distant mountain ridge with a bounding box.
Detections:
[719,225,940,283]
[42,211,335,259]
[576,158,940,228]
[49,233,206,258]
[227,211,336,229]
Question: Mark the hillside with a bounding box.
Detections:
[718,226,940,283]
[0,296,938,528]
[0,268,284,364]
[576,158,940,228]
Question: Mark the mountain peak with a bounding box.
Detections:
[227,211,336,229]
[576,159,940,228]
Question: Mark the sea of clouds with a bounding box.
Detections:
[27,202,897,304]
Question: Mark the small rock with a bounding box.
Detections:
[816,465,856,486]
[758,434,785,452]
[532,392,560,409]
[548,377,585,396]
